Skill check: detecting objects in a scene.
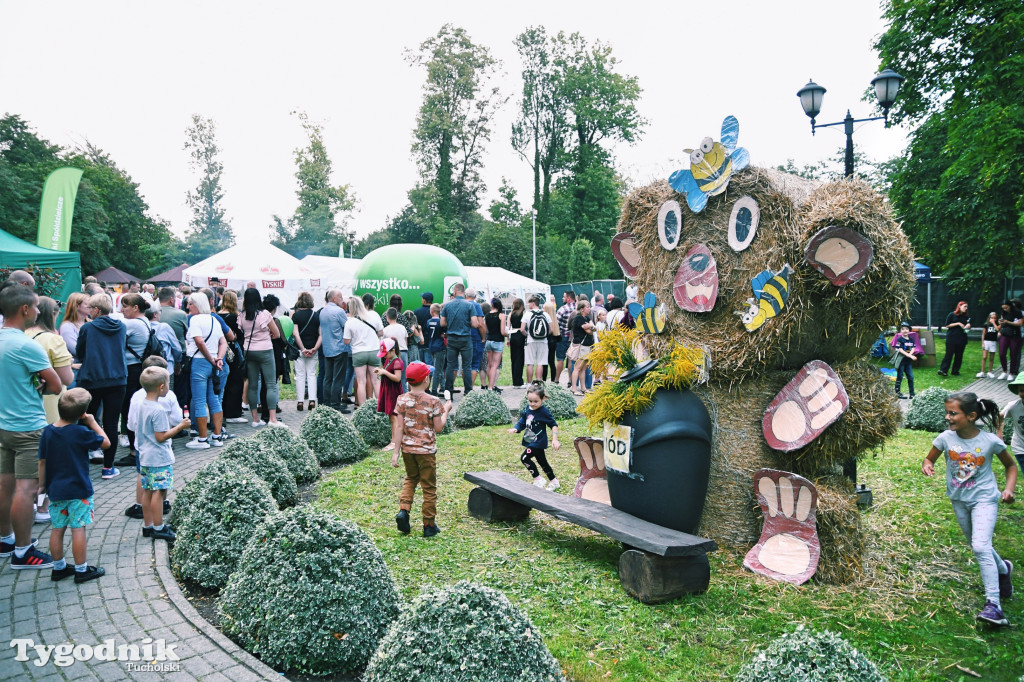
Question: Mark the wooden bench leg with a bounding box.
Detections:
[468,487,531,523]
[618,549,710,604]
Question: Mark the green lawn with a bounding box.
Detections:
[871,335,1001,395]
[315,418,1024,681]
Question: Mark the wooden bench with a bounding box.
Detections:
[465,470,717,604]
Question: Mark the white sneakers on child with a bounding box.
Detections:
[532,477,546,488]
[546,478,560,492]
[977,372,986,378]
[987,372,997,379]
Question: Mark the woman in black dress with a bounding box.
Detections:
[508,298,525,387]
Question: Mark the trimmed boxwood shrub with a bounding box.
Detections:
[300,405,370,465]
[252,426,321,485]
[734,625,885,682]
[518,382,579,420]
[353,400,393,448]
[221,439,299,508]
[364,581,564,682]
[219,506,401,676]
[171,458,238,530]
[171,467,276,589]
[905,386,951,432]
[451,389,512,429]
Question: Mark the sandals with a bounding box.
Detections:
[573,391,586,397]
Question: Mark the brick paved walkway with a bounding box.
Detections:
[0,382,578,681]
[0,403,309,681]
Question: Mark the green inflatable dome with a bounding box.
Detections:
[355,244,468,313]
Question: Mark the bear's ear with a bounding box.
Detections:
[804,225,873,286]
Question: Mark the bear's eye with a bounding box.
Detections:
[700,137,714,154]
[657,200,683,251]
[728,195,760,252]
[690,149,704,166]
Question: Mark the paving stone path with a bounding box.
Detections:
[0,405,311,681]
[0,382,568,681]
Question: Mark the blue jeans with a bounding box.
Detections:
[445,335,473,393]
[420,346,433,367]
[217,361,229,406]
[399,349,409,392]
[896,358,914,396]
[190,356,222,419]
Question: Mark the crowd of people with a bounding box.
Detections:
[0,269,629,572]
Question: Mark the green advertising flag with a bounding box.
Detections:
[36,167,84,252]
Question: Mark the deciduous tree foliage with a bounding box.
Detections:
[567,237,595,282]
[0,114,182,277]
[183,114,234,262]
[876,0,1024,294]
[272,112,357,258]
[407,24,505,253]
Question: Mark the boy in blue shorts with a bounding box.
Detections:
[39,388,110,583]
[137,367,190,542]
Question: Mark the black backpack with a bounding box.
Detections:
[527,310,549,340]
[128,326,163,363]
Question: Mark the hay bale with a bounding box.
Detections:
[621,169,915,382]
[694,359,888,572]
[813,477,865,585]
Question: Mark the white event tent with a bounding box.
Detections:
[299,255,551,308]
[183,243,325,311]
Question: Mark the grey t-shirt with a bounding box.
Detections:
[1002,399,1024,455]
[137,399,175,468]
[932,429,1005,503]
[123,317,150,366]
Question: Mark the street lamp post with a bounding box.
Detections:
[347,230,356,259]
[797,68,903,507]
[797,68,904,178]
[532,209,537,281]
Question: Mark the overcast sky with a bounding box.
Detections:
[1,1,907,249]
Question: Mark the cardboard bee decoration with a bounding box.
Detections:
[741,264,793,332]
[669,115,750,214]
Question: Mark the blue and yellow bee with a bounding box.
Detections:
[741,264,793,332]
[669,115,751,214]
[628,292,667,335]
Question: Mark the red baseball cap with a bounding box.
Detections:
[406,361,433,385]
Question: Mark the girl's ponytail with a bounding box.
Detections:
[949,391,1003,431]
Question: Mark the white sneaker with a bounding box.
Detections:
[226,417,248,423]
[252,420,266,428]
[987,372,997,379]
[34,510,50,523]
[209,435,225,447]
[977,372,986,378]
[186,437,211,449]
[267,421,290,429]
[89,450,104,463]
[532,477,546,488]
[998,372,1008,380]
[545,478,561,492]
[1009,374,1018,382]
[241,403,250,410]
[118,435,129,447]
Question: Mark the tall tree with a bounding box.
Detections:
[567,237,595,282]
[407,24,506,253]
[272,112,357,258]
[183,114,233,261]
[875,0,1024,294]
[512,26,567,222]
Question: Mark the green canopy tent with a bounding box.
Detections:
[0,228,82,305]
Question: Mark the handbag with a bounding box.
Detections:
[566,342,582,362]
[287,310,316,362]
